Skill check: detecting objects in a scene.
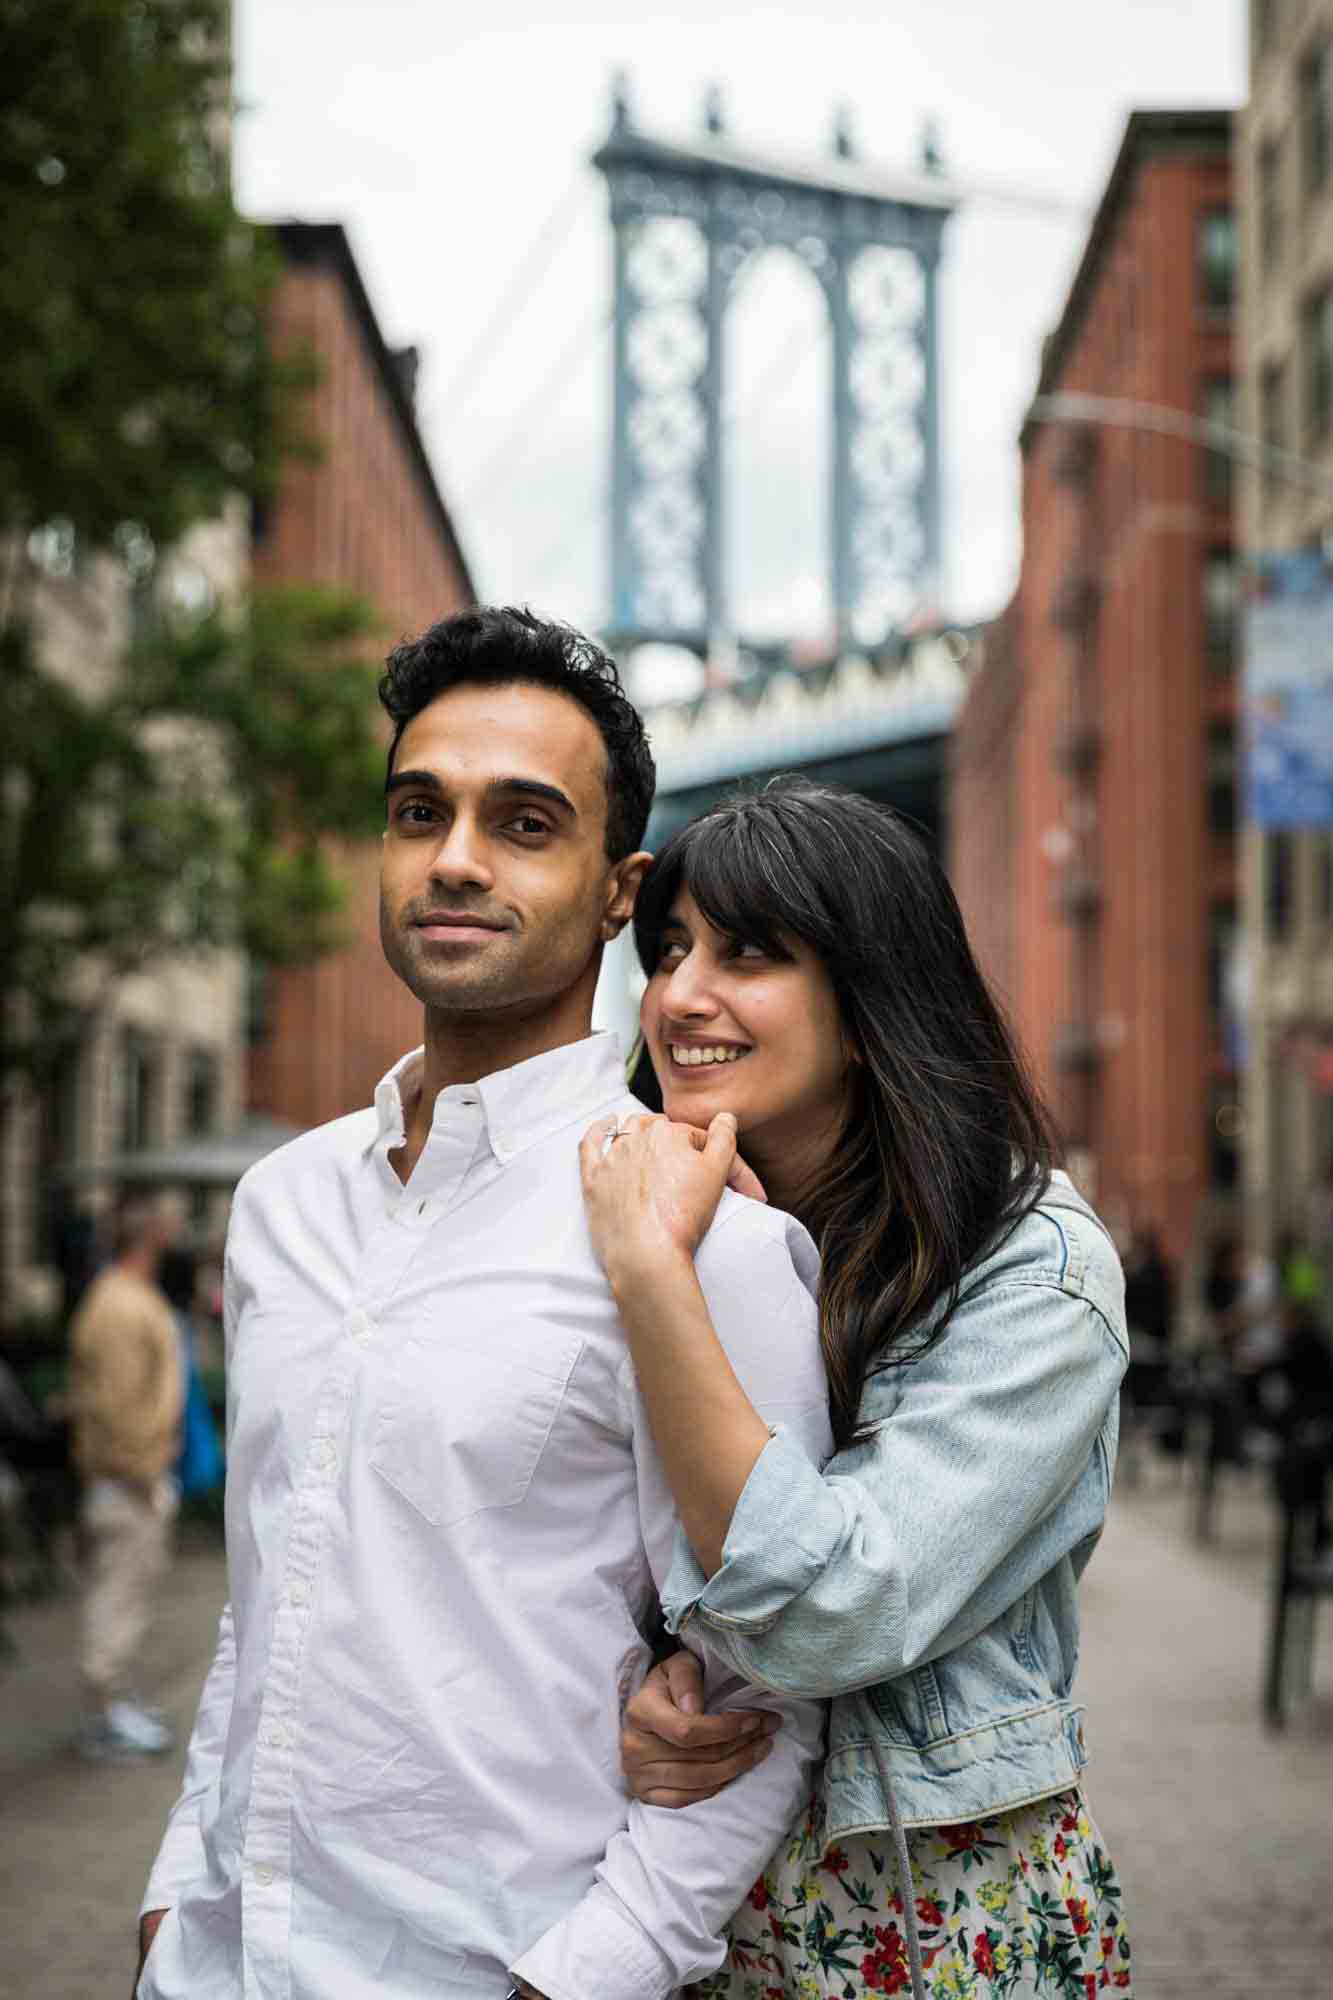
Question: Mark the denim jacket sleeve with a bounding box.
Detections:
[660,1199,1128,1700]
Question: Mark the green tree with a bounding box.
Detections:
[0,1,396,1318]
[2,592,389,1043]
[0,0,310,570]
[1,591,391,1320]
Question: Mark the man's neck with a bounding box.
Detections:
[116,1246,158,1284]
[394,999,596,1183]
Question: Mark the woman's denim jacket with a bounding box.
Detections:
[661,1172,1128,1835]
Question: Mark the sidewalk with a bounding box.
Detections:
[1,1472,1329,1999]
[1,1521,229,2000]
[1076,1460,1332,1998]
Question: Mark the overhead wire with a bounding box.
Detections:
[428,171,599,424]
[455,303,614,512]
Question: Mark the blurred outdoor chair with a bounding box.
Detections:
[1263,1421,1333,1731]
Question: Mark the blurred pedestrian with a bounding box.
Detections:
[159,1245,223,1502]
[1123,1225,1173,1383]
[69,1197,183,1758]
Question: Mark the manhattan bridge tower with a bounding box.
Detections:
[594,80,955,666]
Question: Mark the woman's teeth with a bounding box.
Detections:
[669,1045,749,1067]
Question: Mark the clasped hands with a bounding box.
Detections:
[579,1110,767,1285]
[622,1650,781,1807]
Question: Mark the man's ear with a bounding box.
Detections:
[601,849,653,941]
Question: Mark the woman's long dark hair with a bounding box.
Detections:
[632,778,1058,1452]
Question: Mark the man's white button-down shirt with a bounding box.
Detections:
[139,1032,831,2000]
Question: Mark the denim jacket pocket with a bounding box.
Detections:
[868,1660,949,1748]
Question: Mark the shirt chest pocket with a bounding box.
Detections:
[369,1324,584,1528]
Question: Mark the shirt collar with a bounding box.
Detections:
[372,1032,626,1166]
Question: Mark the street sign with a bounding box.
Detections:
[1244,551,1333,827]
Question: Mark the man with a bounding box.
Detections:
[136,608,830,2000]
[71,1196,182,1758]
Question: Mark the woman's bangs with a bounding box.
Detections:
[633,809,802,968]
[682,823,797,959]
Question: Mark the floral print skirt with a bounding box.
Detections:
[693,1788,1132,2000]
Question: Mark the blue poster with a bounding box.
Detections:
[1244,551,1333,827]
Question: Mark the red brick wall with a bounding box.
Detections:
[950,133,1233,1261]
[249,258,473,1130]
[949,604,1022,1023]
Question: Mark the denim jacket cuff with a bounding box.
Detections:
[661,1424,847,1634]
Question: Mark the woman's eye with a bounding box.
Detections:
[731,940,768,960]
[657,940,687,966]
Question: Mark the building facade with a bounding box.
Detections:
[1239,1,1333,1241]
[247,222,474,1131]
[950,110,1236,1264]
[6,511,252,1321]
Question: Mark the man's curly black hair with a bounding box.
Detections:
[377,606,656,860]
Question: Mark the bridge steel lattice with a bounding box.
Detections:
[594,88,956,661]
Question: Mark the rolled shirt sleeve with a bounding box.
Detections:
[662,1255,1129,1700]
[513,1196,833,2000]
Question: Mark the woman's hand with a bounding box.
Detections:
[580,1111,765,1286]
[622,1653,780,1808]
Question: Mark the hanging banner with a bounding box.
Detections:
[1244,550,1333,827]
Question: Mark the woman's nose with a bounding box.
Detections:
[662,956,720,1019]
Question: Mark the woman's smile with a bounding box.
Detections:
[666,1040,753,1068]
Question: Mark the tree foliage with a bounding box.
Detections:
[1,590,389,1078]
[0,0,313,547]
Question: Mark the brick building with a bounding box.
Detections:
[247,222,474,1131]
[1238,3,1333,1242]
[950,111,1236,1261]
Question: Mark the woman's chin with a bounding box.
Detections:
[660,1077,746,1128]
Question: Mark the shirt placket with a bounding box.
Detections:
[240,1099,486,2000]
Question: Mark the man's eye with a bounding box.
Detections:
[396,800,438,825]
[506,814,552,837]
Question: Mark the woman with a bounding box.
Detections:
[580,779,1132,2000]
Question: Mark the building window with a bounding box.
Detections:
[1259,137,1282,273]
[26,517,79,580]
[1206,722,1236,840]
[1261,359,1286,492]
[1203,549,1237,671]
[1301,41,1331,198]
[1197,207,1235,311]
[1319,830,1333,926]
[1200,377,1233,503]
[183,1047,219,1137]
[246,959,274,1047]
[1265,830,1295,941]
[1207,898,1238,1016]
[1302,284,1333,445]
[119,1029,160,1153]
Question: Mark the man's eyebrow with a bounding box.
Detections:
[384,767,441,798]
[486,776,578,818]
[383,768,578,818]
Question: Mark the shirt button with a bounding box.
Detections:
[261,1723,286,1749]
[253,1863,275,1887]
[310,1440,335,1469]
[287,1581,308,1606]
[346,1309,371,1343]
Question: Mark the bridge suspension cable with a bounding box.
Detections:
[455,304,614,511]
[427,171,599,424]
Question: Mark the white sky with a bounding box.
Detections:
[234,0,1245,680]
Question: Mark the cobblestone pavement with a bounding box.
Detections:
[2,1469,1329,2000]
